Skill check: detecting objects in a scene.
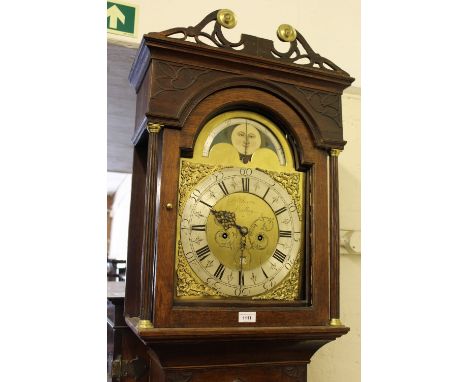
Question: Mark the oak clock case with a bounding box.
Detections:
[120,8,354,382]
[176,111,305,302]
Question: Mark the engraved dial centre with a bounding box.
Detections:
[207,193,279,272]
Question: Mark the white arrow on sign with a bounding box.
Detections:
[107,5,125,29]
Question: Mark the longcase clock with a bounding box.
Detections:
[119,9,354,382]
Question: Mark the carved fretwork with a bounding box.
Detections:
[271,30,345,72]
[152,61,210,98]
[162,10,244,50]
[160,9,348,74]
[297,87,343,129]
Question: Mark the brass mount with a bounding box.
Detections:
[277,24,297,42]
[217,9,237,29]
[330,318,344,326]
[330,149,342,157]
[137,319,154,330]
[147,122,164,134]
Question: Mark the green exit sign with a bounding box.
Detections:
[107,1,137,37]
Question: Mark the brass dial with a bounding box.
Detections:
[207,193,279,272]
[180,167,301,297]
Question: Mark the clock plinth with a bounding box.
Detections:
[119,9,354,382]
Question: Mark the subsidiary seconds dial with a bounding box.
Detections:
[180,167,301,297]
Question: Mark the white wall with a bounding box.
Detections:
[108,174,132,261]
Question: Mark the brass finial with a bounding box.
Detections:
[277,24,297,42]
[147,122,163,134]
[217,9,237,29]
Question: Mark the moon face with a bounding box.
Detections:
[230,123,261,156]
[202,114,287,166]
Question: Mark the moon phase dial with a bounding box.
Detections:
[179,167,302,298]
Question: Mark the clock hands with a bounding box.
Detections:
[210,209,248,236]
[239,235,247,276]
[211,209,249,270]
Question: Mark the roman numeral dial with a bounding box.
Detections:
[242,177,250,192]
[218,181,229,195]
[191,224,206,231]
[179,165,303,298]
[214,263,225,279]
[196,245,210,261]
[274,206,287,216]
[273,248,287,263]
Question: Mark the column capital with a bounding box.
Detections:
[330,148,342,157]
[147,122,164,134]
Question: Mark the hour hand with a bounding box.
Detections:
[211,209,237,230]
[211,209,249,236]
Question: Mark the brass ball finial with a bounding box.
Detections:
[217,9,237,29]
[277,24,297,42]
